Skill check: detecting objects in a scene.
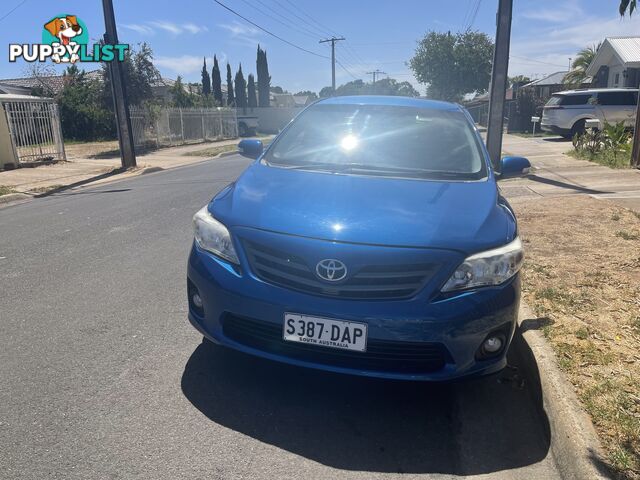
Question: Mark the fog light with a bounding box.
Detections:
[192,292,203,309]
[483,336,503,353]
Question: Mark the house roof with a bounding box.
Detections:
[586,37,640,76]
[522,71,569,88]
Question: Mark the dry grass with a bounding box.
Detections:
[0,185,16,196]
[513,196,640,479]
[182,144,237,157]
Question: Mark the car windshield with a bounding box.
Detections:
[263,103,487,181]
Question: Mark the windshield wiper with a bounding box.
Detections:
[265,160,469,178]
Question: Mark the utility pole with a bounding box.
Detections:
[102,0,136,169]
[319,36,345,93]
[366,69,386,94]
[486,0,513,172]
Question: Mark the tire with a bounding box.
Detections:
[570,119,586,137]
[238,122,248,137]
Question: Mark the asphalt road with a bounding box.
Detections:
[1,155,559,479]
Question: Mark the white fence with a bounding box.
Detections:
[1,96,66,166]
[130,107,238,151]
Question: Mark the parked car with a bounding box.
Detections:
[237,113,258,137]
[541,88,638,138]
[187,96,531,381]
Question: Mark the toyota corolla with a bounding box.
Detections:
[187,95,531,381]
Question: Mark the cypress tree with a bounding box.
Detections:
[226,63,235,107]
[256,45,271,107]
[201,57,211,96]
[234,64,247,109]
[247,74,257,109]
[212,55,222,105]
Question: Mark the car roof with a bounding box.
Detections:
[315,95,461,111]
[554,88,638,95]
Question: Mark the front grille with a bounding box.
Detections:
[243,240,436,300]
[223,314,449,374]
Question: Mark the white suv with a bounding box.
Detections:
[541,88,638,138]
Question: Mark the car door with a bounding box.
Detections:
[595,91,637,126]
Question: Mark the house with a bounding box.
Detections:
[0,71,184,101]
[520,71,571,98]
[586,36,640,88]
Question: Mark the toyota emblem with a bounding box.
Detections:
[315,259,347,282]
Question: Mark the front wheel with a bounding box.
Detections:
[238,122,248,137]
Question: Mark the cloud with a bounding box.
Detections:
[121,20,208,36]
[509,6,640,77]
[155,55,214,75]
[121,23,154,35]
[218,21,261,37]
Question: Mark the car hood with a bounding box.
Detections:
[210,162,514,253]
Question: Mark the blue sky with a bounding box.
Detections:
[2,0,640,94]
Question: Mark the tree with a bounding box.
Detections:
[102,42,160,108]
[170,76,195,107]
[59,65,115,140]
[619,0,636,15]
[234,64,247,110]
[226,63,235,107]
[509,75,531,87]
[294,90,318,101]
[270,86,285,94]
[201,57,211,96]
[247,74,257,109]
[319,78,419,98]
[563,44,600,87]
[212,55,223,105]
[409,31,493,102]
[256,45,271,107]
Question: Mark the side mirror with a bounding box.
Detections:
[499,156,531,179]
[238,139,263,159]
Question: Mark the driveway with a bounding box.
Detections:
[500,134,640,211]
[0,155,558,479]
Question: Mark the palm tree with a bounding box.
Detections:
[619,0,636,15]
[563,44,601,87]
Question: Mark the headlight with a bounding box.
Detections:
[441,237,523,292]
[193,206,239,264]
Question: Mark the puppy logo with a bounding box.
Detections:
[42,14,87,63]
[8,14,128,64]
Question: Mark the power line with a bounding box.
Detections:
[336,59,359,80]
[243,0,324,40]
[0,0,28,23]
[212,0,328,59]
[464,0,482,32]
[510,55,567,68]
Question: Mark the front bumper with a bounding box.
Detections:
[187,243,520,381]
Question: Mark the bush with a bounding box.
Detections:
[571,121,632,168]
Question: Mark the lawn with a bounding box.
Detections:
[514,196,640,479]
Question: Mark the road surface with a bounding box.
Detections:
[0,155,559,479]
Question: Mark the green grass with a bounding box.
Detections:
[567,148,632,169]
[183,144,237,157]
[0,185,16,196]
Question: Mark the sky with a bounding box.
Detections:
[1,0,640,95]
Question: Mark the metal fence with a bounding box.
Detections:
[1,97,66,165]
[130,107,238,151]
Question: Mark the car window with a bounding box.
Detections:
[264,104,487,181]
[559,94,592,106]
[546,95,562,106]
[597,91,637,106]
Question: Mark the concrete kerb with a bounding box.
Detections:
[516,302,610,480]
[0,148,241,204]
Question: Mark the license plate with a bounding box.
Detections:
[283,313,368,352]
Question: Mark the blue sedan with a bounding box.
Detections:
[187,95,531,381]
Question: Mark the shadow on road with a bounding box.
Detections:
[181,329,551,475]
